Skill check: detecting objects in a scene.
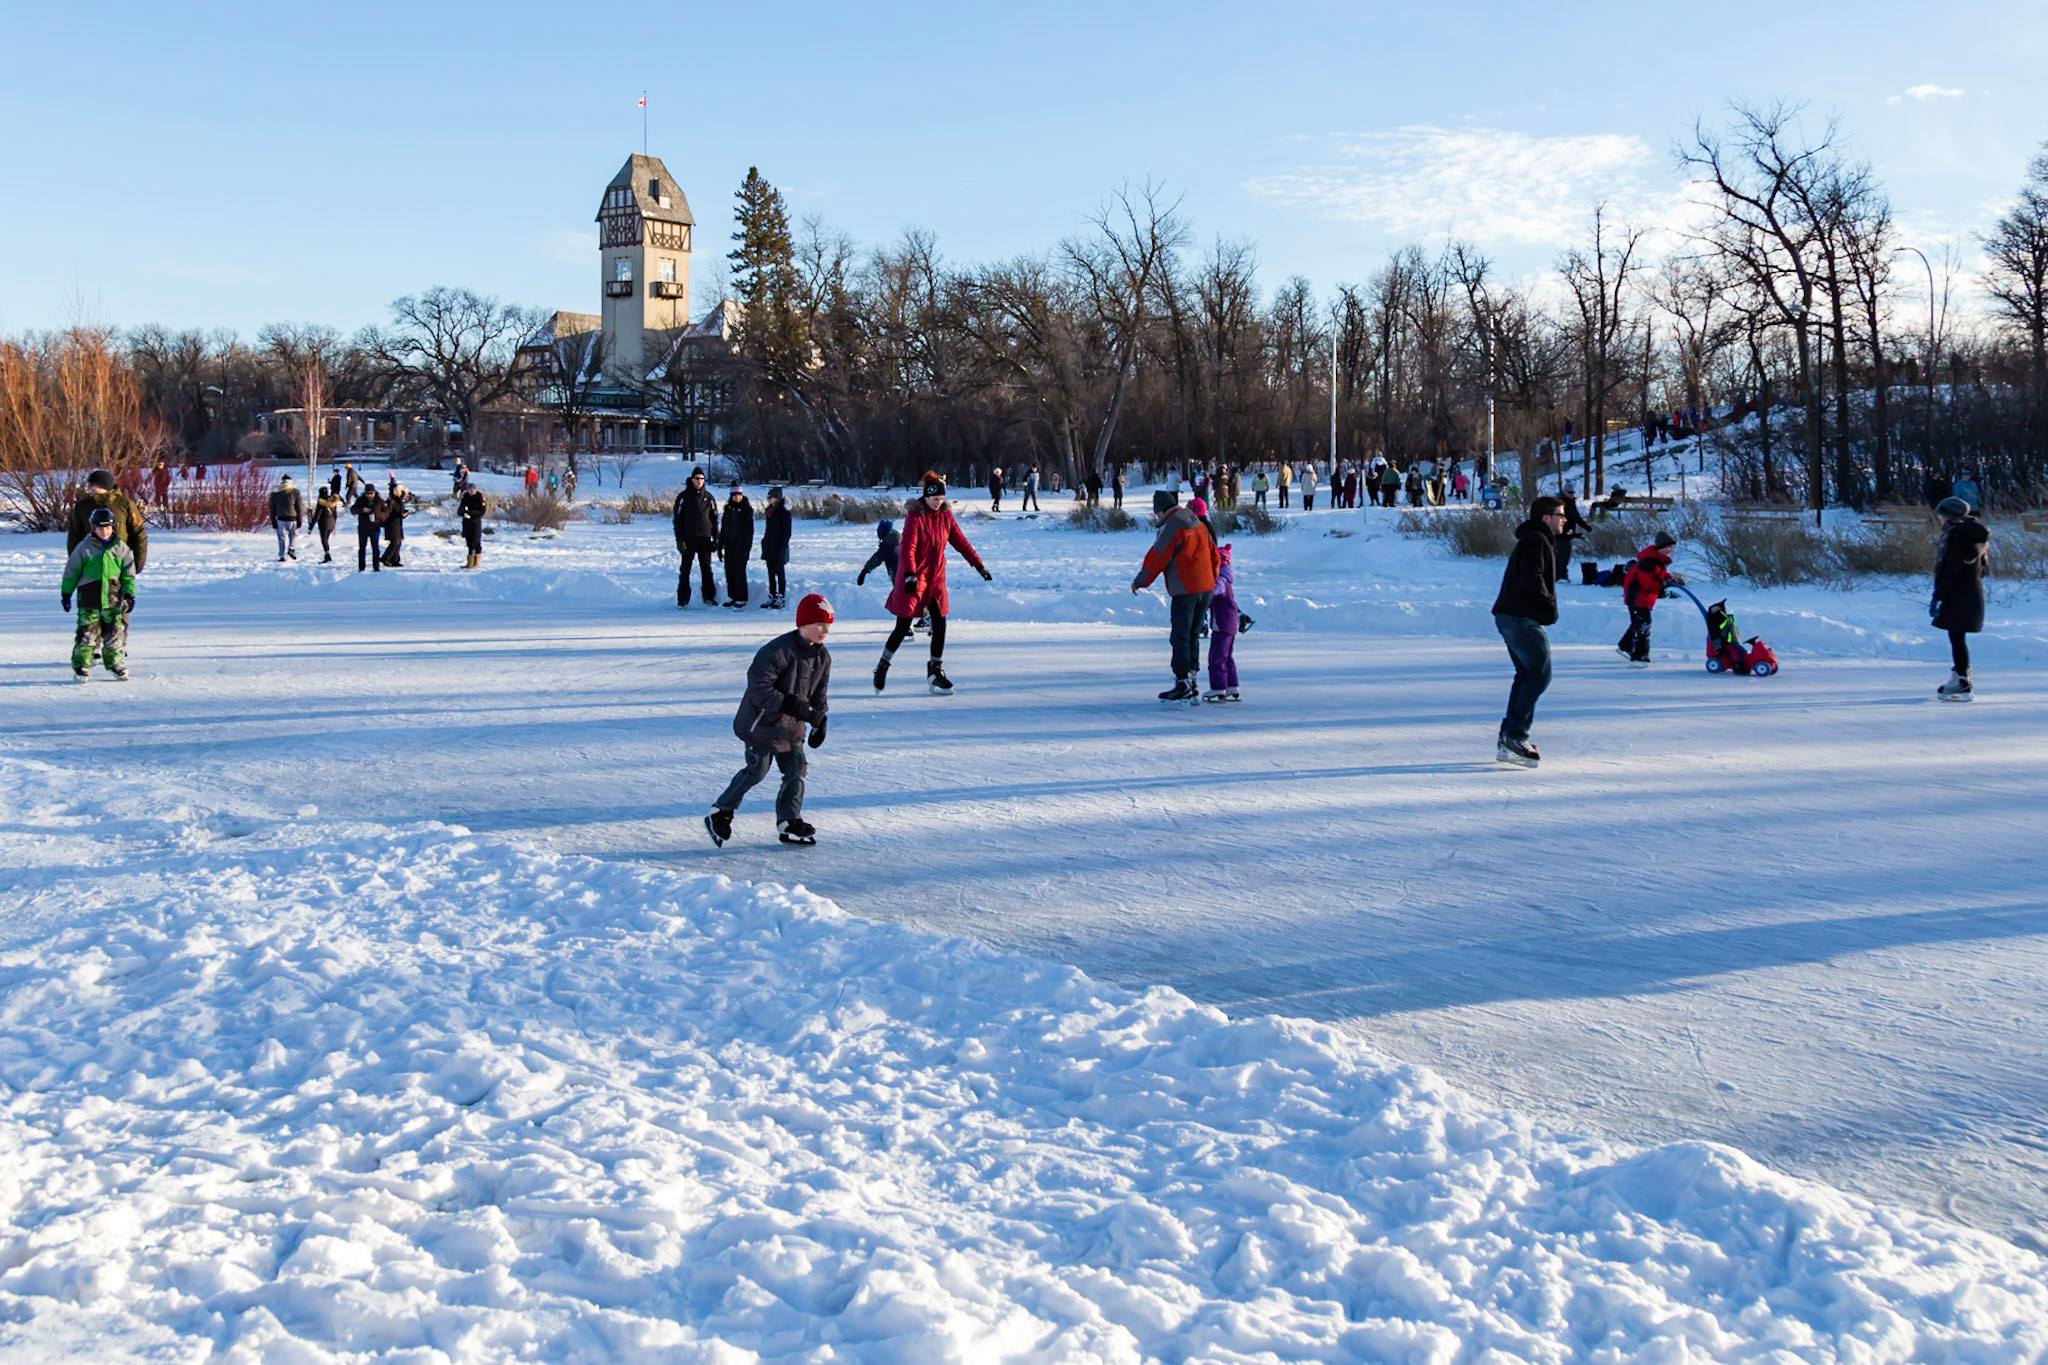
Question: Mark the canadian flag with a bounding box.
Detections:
[637,96,647,108]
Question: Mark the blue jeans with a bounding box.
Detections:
[1494,613,1551,741]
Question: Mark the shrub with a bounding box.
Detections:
[1698,517,1834,587]
[1398,507,1517,557]
[1985,521,2048,581]
[1581,511,1668,559]
[498,492,580,530]
[1067,504,1138,532]
[619,489,673,515]
[158,460,273,531]
[602,505,635,524]
[788,492,898,523]
[1210,503,1282,536]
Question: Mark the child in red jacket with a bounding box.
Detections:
[1618,531,1684,666]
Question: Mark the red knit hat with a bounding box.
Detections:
[795,593,834,627]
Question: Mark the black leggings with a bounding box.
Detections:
[1950,629,1970,676]
[885,612,946,658]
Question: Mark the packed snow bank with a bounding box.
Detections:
[1,758,2042,1361]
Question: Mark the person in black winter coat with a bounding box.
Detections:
[858,519,900,587]
[458,485,489,569]
[720,484,755,607]
[351,487,386,572]
[1491,497,1564,766]
[310,487,341,563]
[1931,496,1990,699]
[380,485,410,566]
[671,468,719,607]
[1554,491,1591,582]
[705,594,834,848]
[759,486,793,608]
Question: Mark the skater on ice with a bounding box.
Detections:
[458,481,489,569]
[1931,495,1989,701]
[1492,496,1563,767]
[1132,488,1220,704]
[61,506,137,682]
[1204,542,1244,703]
[760,485,792,610]
[269,474,303,562]
[311,484,341,563]
[721,482,754,608]
[672,467,720,608]
[380,483,411,567]
[351,484,386,572]
[874,474,989,695]
[705,592,833,849]
[66,468,148,573]
[857,518,899,590]
[1618,531,1683,666]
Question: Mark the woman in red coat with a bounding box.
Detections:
[876,472,991,694]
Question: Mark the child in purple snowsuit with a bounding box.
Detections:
[1205,543,1241,702]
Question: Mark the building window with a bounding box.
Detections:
[613,257,633,282]
[657,258,676,284]
[649,178,661,197]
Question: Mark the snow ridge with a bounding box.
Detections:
[0,757,2043,1361]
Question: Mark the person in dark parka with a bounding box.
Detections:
[380,485,410,566]
[458,484,489,569]
[759,485,793,609]
[1492,497,1564,767]
[350,486,386,572]
[720,483,755,607]
[1931,496,1990,699]
[67,469,149,572]
[671,467,719,607]
[310,486,341,563]
[705,593,834,848]
[1555,490,1591,583]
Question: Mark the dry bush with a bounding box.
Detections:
[0,328,169,530]
[498,492,580,530]
[1834,517,1938,578]
[1067,504,1139,532]
[160,461,272,531]
[1984,522,2048,580]
[789,492,898,523]
[1210,503,1282,536]
[619,489,674,515]
[602,504,635,524]
[1698,518,1835,587]
[1399,507,1518,557]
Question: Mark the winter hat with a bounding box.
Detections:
[1936,496,1971,519]
[690,466,705,479]
[86,469,115,490]
[1529,496,1564,519]
[730,482,744,494]
[877,519,894,538]
[1189,496,1209,517]
[89,506,115,528]
[922,472,947,498]
[1653,530,1677,549]
[768,485,783,499]
[795,593,835,628]
[280,474,293,484]
[1219,542,1233,565]
[1152,489,1178,514]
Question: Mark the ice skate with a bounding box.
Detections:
[1629,657,1651,669]
[71,668,88,683]
[927,659,954,695]
[1496,732,1540,768]
[873,655,891,692]
[1159,677,1196,703]
[704,809,732,848]
[1937,671,1974,702]
[1203,688,1231,704]
[778,818,817,846]
[109,665,129,682]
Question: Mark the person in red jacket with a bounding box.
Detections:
[875,472,990,695]
[1618,531,1683,665]
[1132,488,1222,701]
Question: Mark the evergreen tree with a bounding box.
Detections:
[729,168,808,381]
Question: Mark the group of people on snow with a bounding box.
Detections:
[670,468,795,611]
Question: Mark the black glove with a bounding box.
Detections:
[781,697,817,723]
[808,716,827,749]
[1929,597,1942,624]
[976,564,993,581]
[1238,613,1254,632]
[122,594,135,615]
[855,570,867,586]
[60,594,71,612]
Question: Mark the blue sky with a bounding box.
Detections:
[2,1,2042,336]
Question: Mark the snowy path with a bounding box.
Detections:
[4,506,2044,1267]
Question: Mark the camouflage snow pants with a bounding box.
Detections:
[72,608,127,673]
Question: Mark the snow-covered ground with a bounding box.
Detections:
[3,480,2045,1359]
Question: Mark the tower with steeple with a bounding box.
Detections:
[595,153,694,380]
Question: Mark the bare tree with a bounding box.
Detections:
[297,355,329,482]
[1983,143,2048,461]
[1063,181,1187,481]
[1559,204,1645,494]
[358,288,538,456]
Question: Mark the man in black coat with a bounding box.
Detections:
[671,467,719,607]
[1554,490,1591,583]
[351,487,386,572]
[720,483,755,607]
[381,484,410,566]
[705,594,834,848]
[1492,496,1564,767]
[1931,496,1990,700]
[458,485,489,569]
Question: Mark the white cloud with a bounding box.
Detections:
[1886,83,1965,104]
[1244,125,1665,248]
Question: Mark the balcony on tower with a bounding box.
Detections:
[604,279,635,299]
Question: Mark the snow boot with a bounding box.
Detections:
[778,817,817,846]
[1937,670,1974,702]
[704,809,733,848]
[1496,731,1540,768]
[927,659,954,695]
[874,654,892,692]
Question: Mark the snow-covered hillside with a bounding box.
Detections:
[2,484,2044,1359]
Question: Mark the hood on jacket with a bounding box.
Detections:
[1514,519,1555,541]
[904,496,948,518]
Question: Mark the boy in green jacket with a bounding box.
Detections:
[60,506,138,681]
